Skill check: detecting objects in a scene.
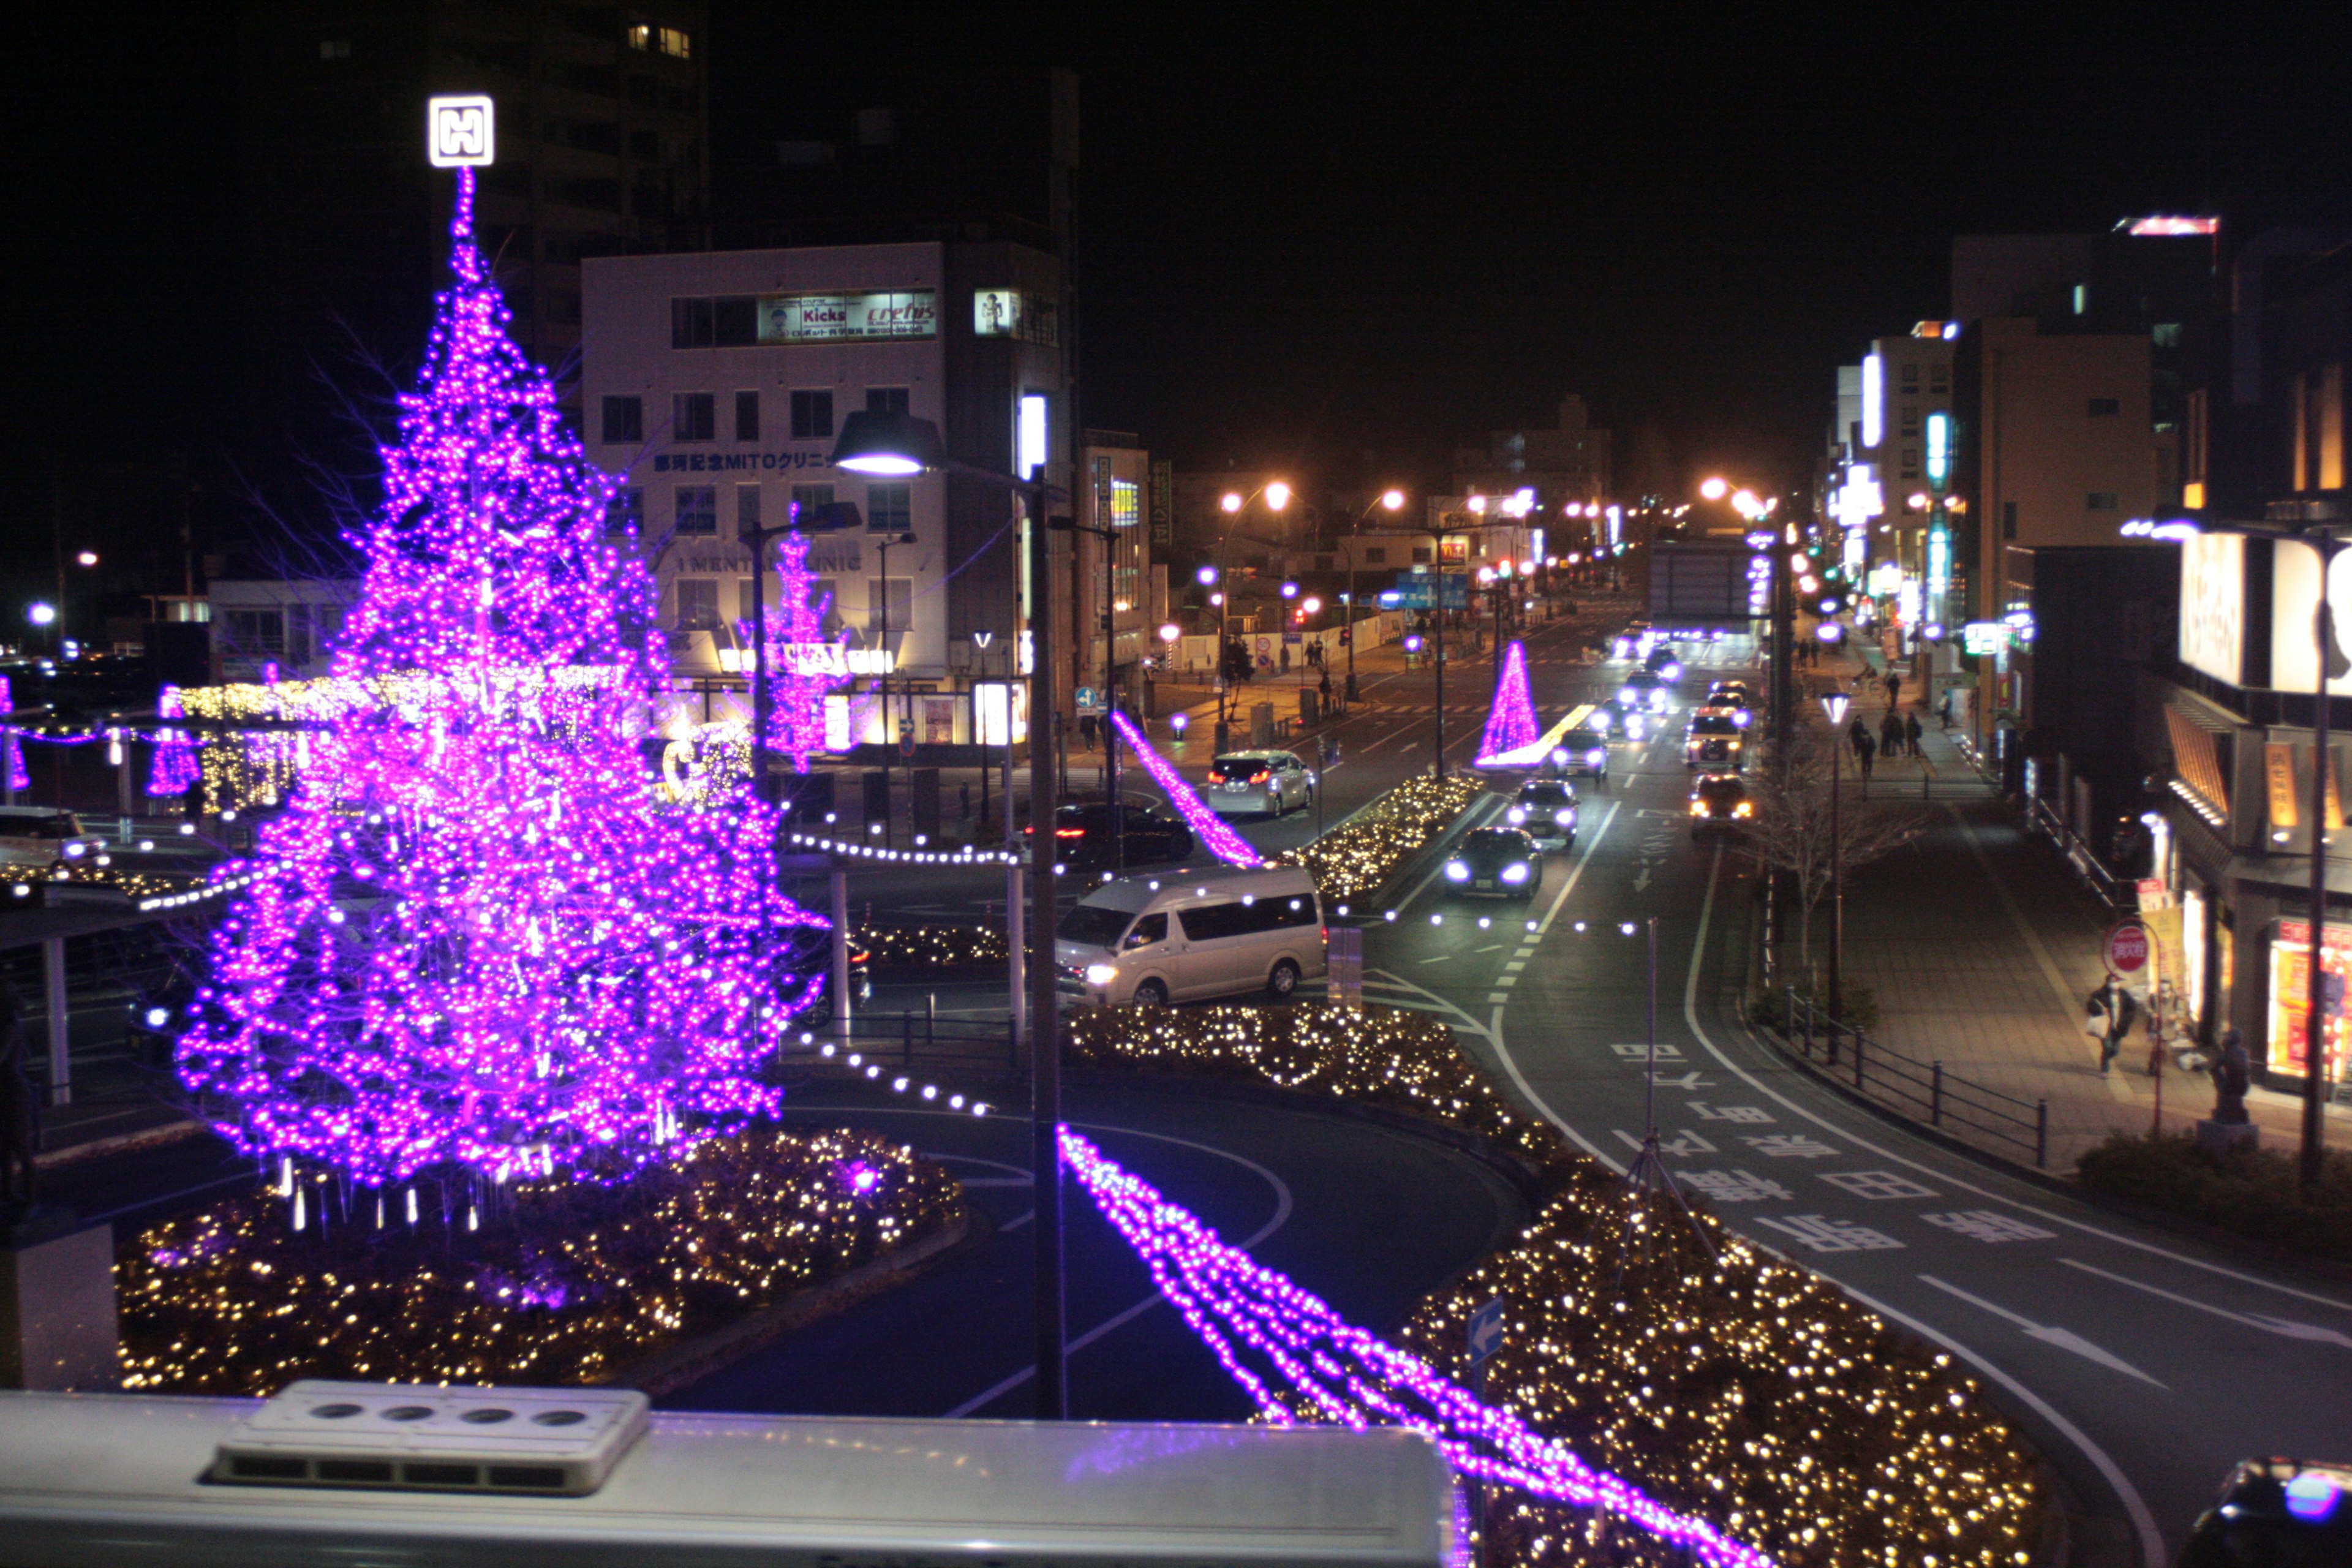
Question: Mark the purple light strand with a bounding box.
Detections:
[1109,710,1261,867]
[1473,641,1538,766]
[175,165,826,1189]
[149,685,200,797]
[1058,1128,1772,1568]
[0,677,24,792]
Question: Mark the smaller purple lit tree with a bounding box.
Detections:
[1474,641,1538,766]
[755,530,853,774]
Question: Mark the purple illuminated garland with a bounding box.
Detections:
[1109,710,1261,867]
[1060,1128,1772,1568]
[176,167,825,1189]
[1473,641,1537,766]
[0,678,24,793]
[755,530,850,772]
[149,686,200,797]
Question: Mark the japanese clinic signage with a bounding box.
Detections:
[2177,531,2244,685]
[758,290,937,344]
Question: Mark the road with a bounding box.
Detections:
[1357,628,2352,1568]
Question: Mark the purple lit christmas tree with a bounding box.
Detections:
[1473,641,1538,765]
[176,169,823,1190]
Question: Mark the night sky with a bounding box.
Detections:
[11,5,2352,514]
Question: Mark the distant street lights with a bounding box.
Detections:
[1343,488,1408,701]
[1820,691,1851,1023]
[1213,481,1292,725]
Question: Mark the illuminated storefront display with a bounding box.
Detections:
[2269,919,2352,1079]
[757,290,938,343]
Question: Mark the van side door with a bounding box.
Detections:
[1170,900,1243,998]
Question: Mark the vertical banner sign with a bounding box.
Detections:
[2331,745,2346,831]
[2266,742,2301,829]
[1149,460,1174,551]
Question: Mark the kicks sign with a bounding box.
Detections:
[428,96,496,167]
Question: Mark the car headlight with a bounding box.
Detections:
[1501,862,1531,883]
[1733,710,1751,728]
[1735,802,1754,816]
[1618,686,1636,703]
[1662,662,1682,680]
[1550,748,1569,766]
[1085,963,1119,985]
[1691,800,1706,816]
[1444,861,1470,881]
[62,843,85,858]
[1588,748,1606,766]
[1506,806,1527,824]
[1555,809,1576,826]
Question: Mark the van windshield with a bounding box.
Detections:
[1057,903,1134,949]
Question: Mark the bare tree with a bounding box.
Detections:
[1738,728,1924,975]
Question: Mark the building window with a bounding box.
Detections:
[676,485,717,535]
[791,484,835,521]
[866,577,912,637]
[1411,545,1431,564]
[674,393,715,442]
[628,75,655,106]
[626,23,652,50]
[630,129,660,159]
[2087,492,2120,511]
[714,296,756,346]
[2153,322,2184,349]
[791,390,835,440]
[601,394,643,444]
[736,483,761,533]
[1899,404,1920,435]
[675,578,719,630]
[657,26,690,58]
[2087,398,2121,417]
[735,390,760,442]
[865,386,911,416]
[611,486,644,534]
[2002,502,2018,540]
[320,39,352,59]
[225,609,285,657]
[672,296,714,348]
[1363,546,1386,565]
[866,483,912,535]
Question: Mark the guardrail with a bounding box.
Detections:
[1772,987,2049,1168]
[2022,791,2137,914]
[793,1009,1023,1079]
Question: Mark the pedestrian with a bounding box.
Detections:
[1885,670,1902,707]
[1857,730,1875,780]
[1848,715,1870,760]
[1880,712,1904,758]
[1280,644,1291,675]
[2084,978,2139,1075]
[1079,712,1098,752]
[1937,690,1954,730]
[1318,669,1333,707]
[1905,712,1923,753]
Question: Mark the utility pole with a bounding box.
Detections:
[1027,489,1066,1421]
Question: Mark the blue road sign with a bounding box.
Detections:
[1466,1296,1507,1369]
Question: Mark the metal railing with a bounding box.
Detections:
[2022,791,2136,914]
[1774,987,2049,1167]
[791,1008,1024,1079]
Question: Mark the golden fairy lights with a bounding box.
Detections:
[1275,772,1485,900]
[1069,1000,2040,1568]
[853,922,1011,968]
[118,1128,964,1395]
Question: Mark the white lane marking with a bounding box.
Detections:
[942,1120,1295,1419]
[2059,1257,2352,1349]
[1918,1275,2169,1389]
[1673,850,2352,1317]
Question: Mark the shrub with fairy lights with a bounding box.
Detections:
[1066,1001,2041,1568]
[854,922,1011,969]
[119,1127,964,1395]
[1275,772,1485,901]
[173,165,827,1193]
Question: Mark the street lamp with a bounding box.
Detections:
[1214,482,1292,726]
[1342,488,1409,701]
[1700,476,1730,502]
[1820,692,1851,1026]
[830,407,1074,1418]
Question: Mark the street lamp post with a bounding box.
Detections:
[1821,692,1850,1023]
[832,408,1072,1415]
[1215,482,1292,729]
[1053,513,1124,872]
[1343,489,1407,704]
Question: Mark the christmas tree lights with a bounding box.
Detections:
[1060,1128,1771,1568]
[1473,641,1538,766]
[1109,710,1261,867]
[0,677,26,793]
[176,167,825,1189]
[148,685,200,797]
[757,529,852,774]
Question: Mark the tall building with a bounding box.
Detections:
[236,0,710,448]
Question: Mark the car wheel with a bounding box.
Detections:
[1133,978,1170,1007]
[1267,959,1301,998]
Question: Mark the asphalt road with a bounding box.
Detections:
[1359,631,2352,1568]
[657,1076,1529,1423]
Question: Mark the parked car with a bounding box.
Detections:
[1444,826,1542,899]
[1549,727,1610,783]
[1055,864,1327,1006]
[1205,750,1316,816]
[2178,1458,2351,1567]
[1506,779,1580,852]
[1026,800,1194,870]
[0,807,102,870]
[1689,774,1753,837]
[1684,713,1746,771]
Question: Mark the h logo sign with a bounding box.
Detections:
[428,96,496,167]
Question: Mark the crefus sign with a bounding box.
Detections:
[2270,538,2352,695]
[2177,531,2244,685]
[757,290,937,344]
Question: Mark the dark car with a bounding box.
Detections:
[1443,826,1541,899]
[1643,644,1684,680]
[1028,801,1195,870]
[1549,727,1610,783]
[1506,780,1580,852]
[1588,700,1651,742]
[2178,1458,2352,1567]
[1684,713,1746,771]
[1690,774,1752,836]
[1616,670,1672,712]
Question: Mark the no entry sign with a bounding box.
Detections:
[2105,920,2150,976]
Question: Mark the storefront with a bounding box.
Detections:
[2267,918,2352,1082]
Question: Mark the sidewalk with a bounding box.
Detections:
[1788,642,2352,1172]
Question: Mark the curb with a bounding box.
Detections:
[606,1210,978,1399]
[35,1115,207,1170]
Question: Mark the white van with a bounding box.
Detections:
[1055,864,1327,1006]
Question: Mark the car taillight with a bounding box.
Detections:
[1250,771,1270,784]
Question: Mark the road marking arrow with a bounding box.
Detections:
[1919,1275,2168,1388]
[2060,1258,2352,1349]
[1633,866,1653,891]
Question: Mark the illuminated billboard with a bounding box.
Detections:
[2177,532,2244,685]
[758,290,938,343]
[2124,216,2220,237]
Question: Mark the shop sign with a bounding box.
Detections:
[758,289,937,344]
[2178,532,2244,684]
[2104,920,2150,976]
[2269,919,2352,1076]
[2266,742,2302,829]
[1961,621,2006,657]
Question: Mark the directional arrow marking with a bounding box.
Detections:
[2060,1258,2352,1350]
[1633,866,1654,891]
[1918,1275,2169,1389]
